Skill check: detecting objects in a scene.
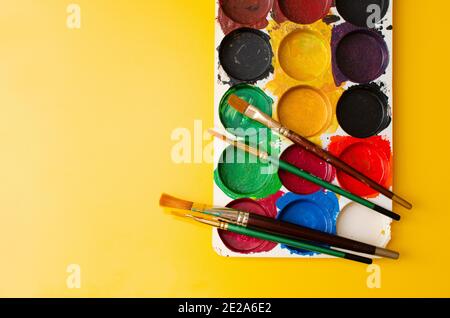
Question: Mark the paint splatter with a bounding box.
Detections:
[276,191,339,255]
[322,15,341,25]
[265,19,343,144]
[328,136,392,198]
[257,191,285,214]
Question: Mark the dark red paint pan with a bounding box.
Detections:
[218,198,277,254]
[278,145,335,195]
[278,0,333,24]
[219,0,273,25]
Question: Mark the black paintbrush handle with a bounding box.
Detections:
[248,214,376,255]
[344,252,373,264]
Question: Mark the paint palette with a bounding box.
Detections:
[213,0,394,258]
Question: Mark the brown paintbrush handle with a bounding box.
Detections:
[284,130,412,209]
[248,214,376,255]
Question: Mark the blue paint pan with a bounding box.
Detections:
[276,191,339,256]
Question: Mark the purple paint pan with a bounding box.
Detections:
[332,23,389,85]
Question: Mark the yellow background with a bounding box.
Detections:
[0,0,449,297]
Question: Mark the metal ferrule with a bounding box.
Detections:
[208,208,239,220]
[236,212,250,227]
[278,126,290,137]
[245,105,282,130]
[191,204,236,218]
[218,221,229,231]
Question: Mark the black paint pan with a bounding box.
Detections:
[219,28,273,82]
[335,0,390,28]
[336,84,391,138]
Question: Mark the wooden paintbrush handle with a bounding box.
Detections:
[286,131,397,202]
[248,214,376,255]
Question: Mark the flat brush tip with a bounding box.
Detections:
[228,94,249,114]
[159,193,193,211]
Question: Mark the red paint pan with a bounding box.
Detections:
[278,145,335,195]
[218,198,277,254]
[278,0,332,24]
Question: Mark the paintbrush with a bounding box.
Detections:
[170,209,373,265]
[226,94,412,210]
[208,129,400,221]
[160,194,399,259]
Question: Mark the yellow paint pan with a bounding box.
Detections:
[278,29,330,82]
[277,85,332,138]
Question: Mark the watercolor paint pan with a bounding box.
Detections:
[278,144,335,195]
[218,0,274,34]
[328,136,392,198]
[276,191,339,256]
[219,0,273,25]
[336,84,391,138]
[218,198,277,254]
[214,145,282,200]
[219,84,273,137]
[278,0,333,25]
[219,28,273,83]
[335,0,390,28]
[213,1,395,258]
[278,29,331,82]
[277,85,332,138]
[332,23,389,85]
[337,202,391,248]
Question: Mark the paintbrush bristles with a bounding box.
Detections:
[228,94,250,114]
[159,194,194,210]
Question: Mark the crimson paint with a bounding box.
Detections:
[218,198,277,254]
[278,145,335,195]
[278,0,332,24]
